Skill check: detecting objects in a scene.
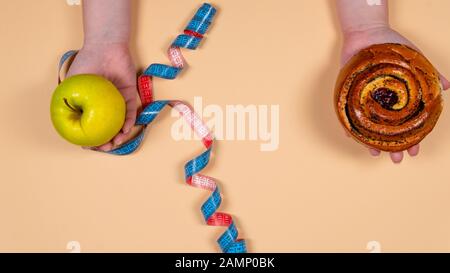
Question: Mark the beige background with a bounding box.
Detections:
[1,0,450,252]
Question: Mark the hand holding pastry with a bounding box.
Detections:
[335,0,449,163]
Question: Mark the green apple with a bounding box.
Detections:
[50,74,126,147]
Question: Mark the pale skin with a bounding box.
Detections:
[66,0,137,152]
[336,0,450,164]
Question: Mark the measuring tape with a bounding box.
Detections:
[58,3,246,253]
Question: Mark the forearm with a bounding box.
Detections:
[336,0,389,36]
[82,0,131,45]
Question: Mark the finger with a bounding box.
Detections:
[439,73,450,91]
[96,142,114,152]
[114,116,136,147]
[113,130,132,146]
[113,113,139,146]
[122,96,138,134]
[407,144,420,157]
[390,151,404,164]
[369,148,381,157]
[122,114,136,135]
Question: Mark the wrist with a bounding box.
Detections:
[343,23,391,40]
[82,0,131,47]
[82,41,129,52]
[84,33,130,46]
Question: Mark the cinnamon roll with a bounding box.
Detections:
[335,43,443,152]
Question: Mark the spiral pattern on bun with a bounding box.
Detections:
[335,43,443,152]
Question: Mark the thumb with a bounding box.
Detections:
[439,73,450,91]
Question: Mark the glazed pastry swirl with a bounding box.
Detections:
[335,43,443,152]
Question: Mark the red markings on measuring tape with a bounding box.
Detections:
[138,75,153,108]
[184,29,204,38]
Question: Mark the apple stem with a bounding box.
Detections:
[63,98,82,113]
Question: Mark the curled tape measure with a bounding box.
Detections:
[58,3,247,253]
